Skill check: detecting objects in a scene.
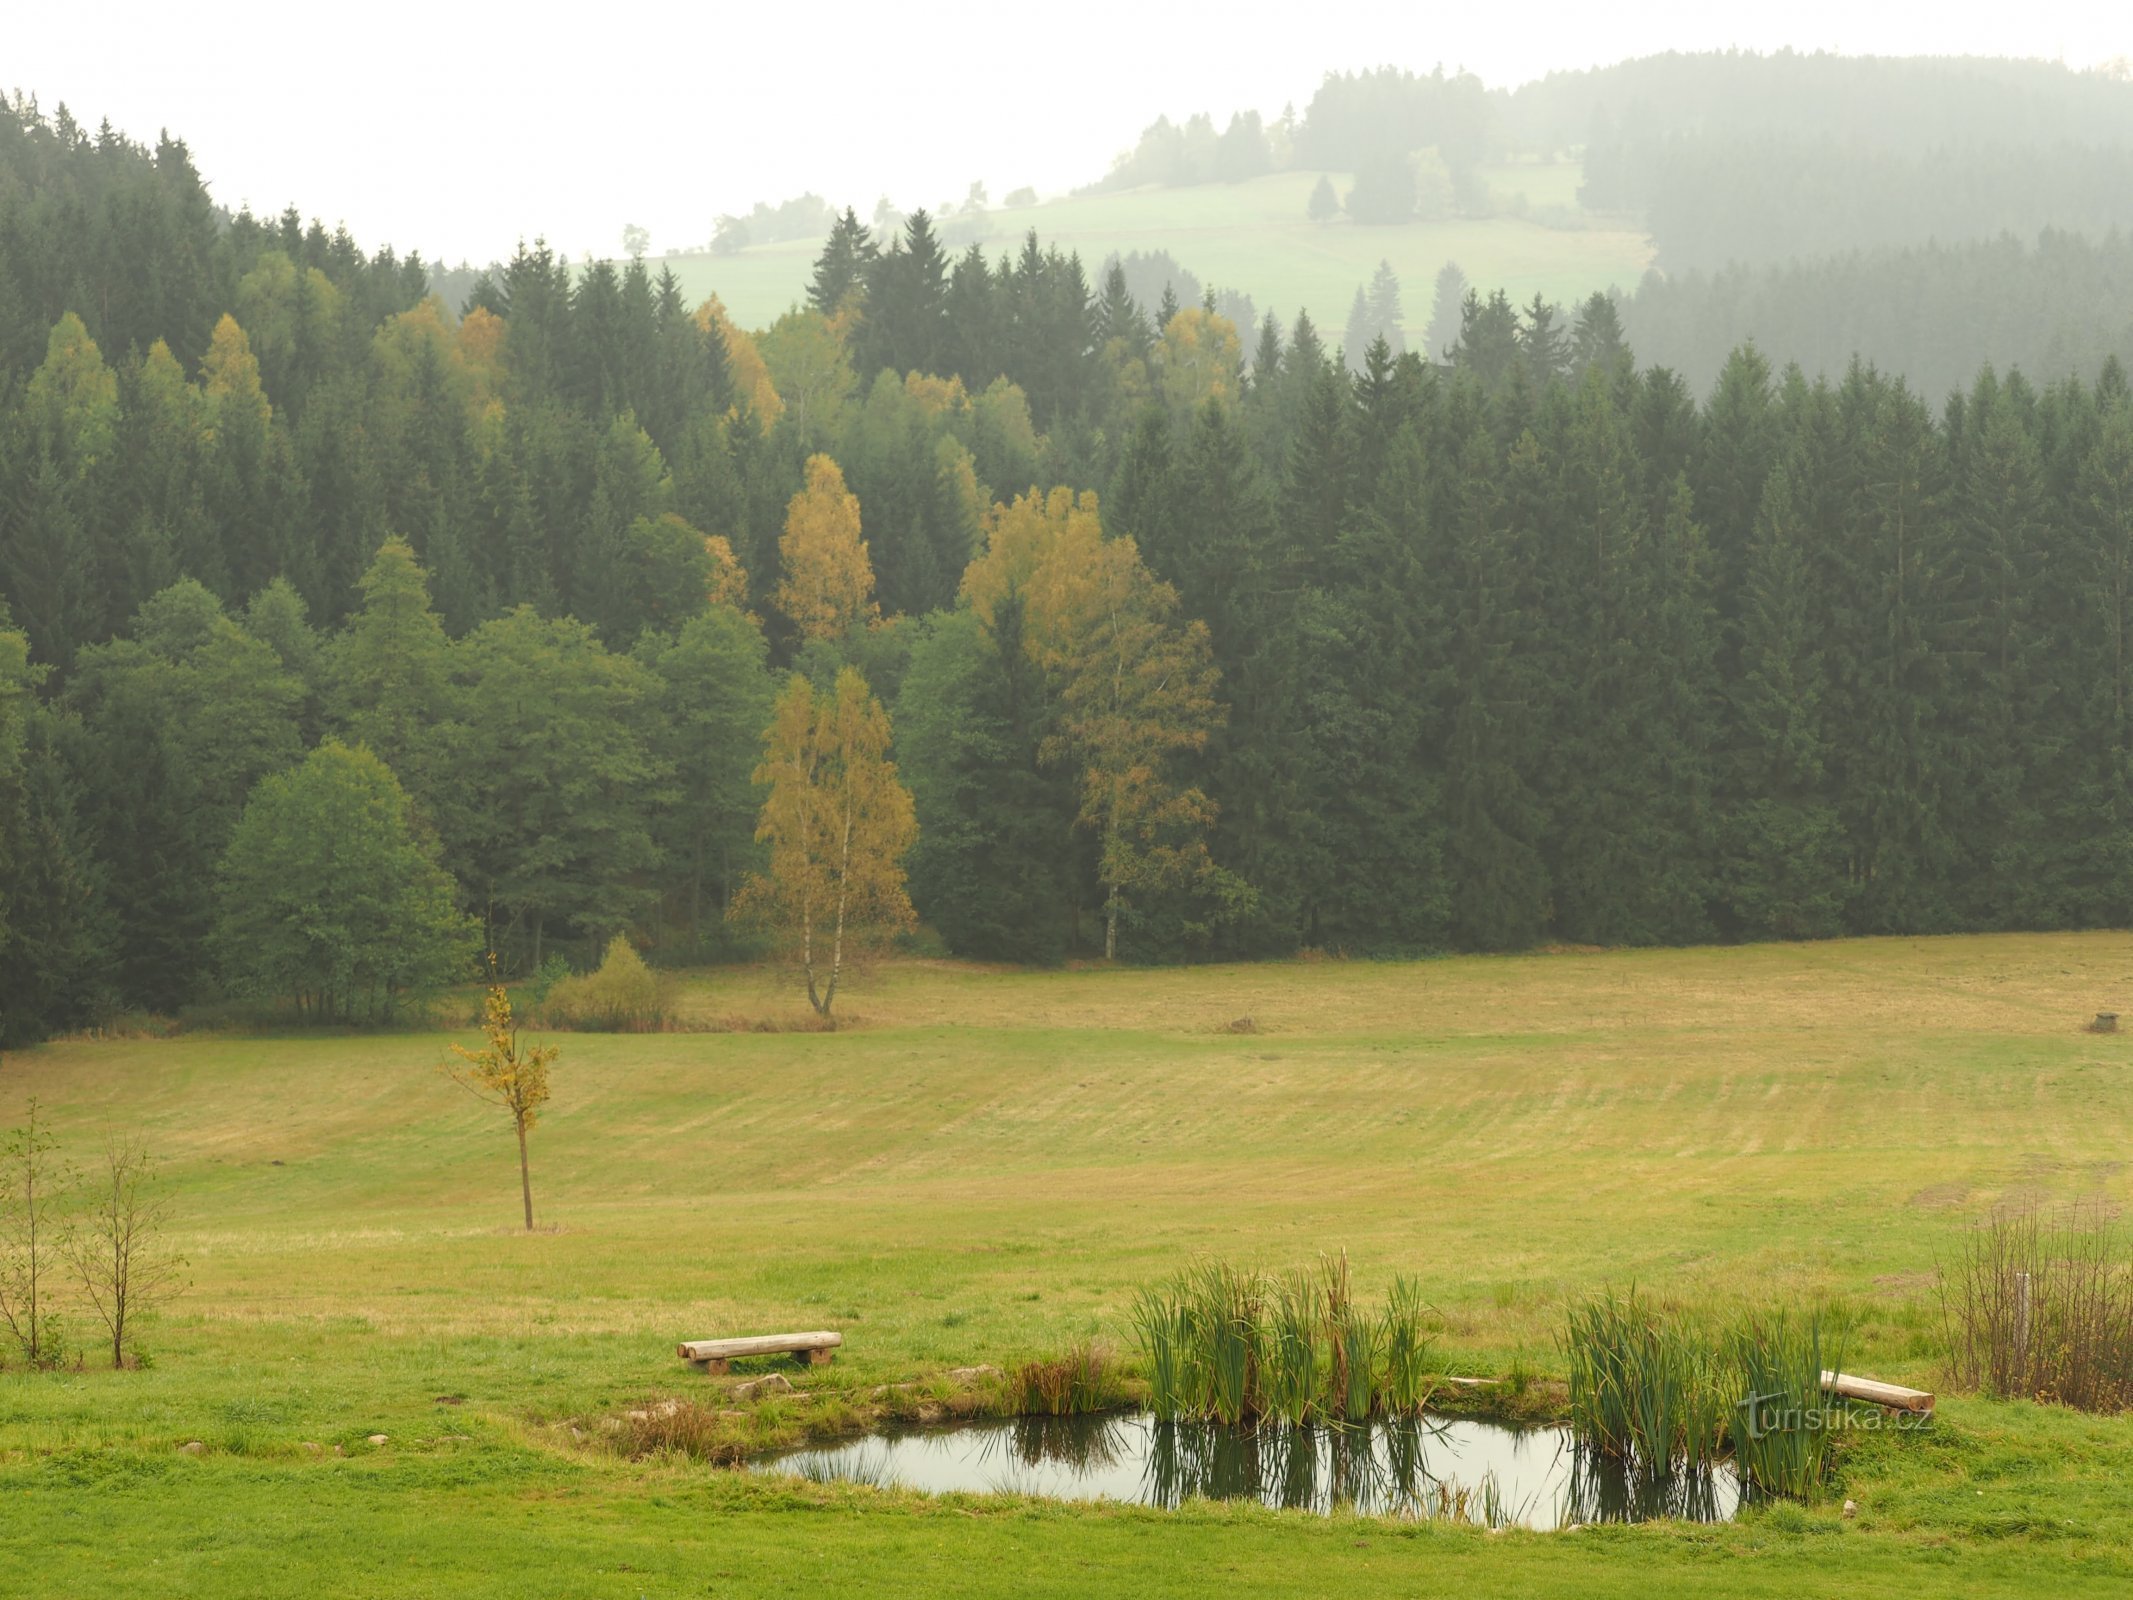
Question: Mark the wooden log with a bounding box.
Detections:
[1821,1370,1934,1413]
[677,1331,843,1363]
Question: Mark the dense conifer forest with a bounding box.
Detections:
[6,82,2133,1045]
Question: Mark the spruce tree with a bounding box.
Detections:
[807,207,878,317]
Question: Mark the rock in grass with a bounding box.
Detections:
[178,1441,205,1455]
[1843,1499,1858,1519]
[367,1434,388,1446]
[734,1373,795,1401]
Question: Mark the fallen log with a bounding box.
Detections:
[1821,1370,1934,1413]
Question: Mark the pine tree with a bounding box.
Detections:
[807,207,878,317]
[1425,262,1468,362]
[1365,261,1406,356]
[1725,461,1847,937]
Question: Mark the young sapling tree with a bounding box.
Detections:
[444,968,558,1230]
[66,1139,185,1368]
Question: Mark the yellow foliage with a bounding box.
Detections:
[373,299,482,425]
[962,486,1105,639]
[732,668,916,1016]
[442,973,559,1228]
[1156,305,1243,413]
[775,454,878,641]
[705,533,749,610]
[903,371,968,418]
[694,294,783,429]
[456,306,508,417]
[200,314,272,431]
[961,487,1231,957]
[542,935,665,1031]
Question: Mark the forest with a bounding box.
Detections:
[6,89,2133,1046]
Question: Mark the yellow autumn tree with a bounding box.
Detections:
[200,314,272,434]
[704,533,749,610]
[776,454,878,640]
[732,668,917,1018]
[1155,305,1243,414]
[693,294,783,428]
[965,488,1243,959]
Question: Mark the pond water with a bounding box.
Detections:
[757,1413,1741,1529]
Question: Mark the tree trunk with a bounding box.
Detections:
[802,905,826,1015]
[825,882,847,1022]
[515,1113,535,1231]
[1105,885,1118,961]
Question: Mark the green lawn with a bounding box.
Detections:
[664,166,1652,337]
[3,932,2132,1595]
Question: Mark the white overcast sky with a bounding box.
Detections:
[8,2,2127,265]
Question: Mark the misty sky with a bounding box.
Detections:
[11,1,2127,266]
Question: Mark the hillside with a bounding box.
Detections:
[653,164,1651,338]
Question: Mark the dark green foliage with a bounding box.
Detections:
[633,607,777,957]
[213,742,475,1022]
[8,88,2133,1014]
[895,611,1076,963]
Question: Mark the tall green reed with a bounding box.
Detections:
[1731,1310,1841,1498]
[1128,1254,1434,1426]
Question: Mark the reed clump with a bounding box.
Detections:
[1130,1252,1436,1426]
[1562,1288,1846,1499]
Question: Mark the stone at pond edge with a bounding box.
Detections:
[735,1373,796,1401]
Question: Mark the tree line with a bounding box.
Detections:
[6,96,2133,1044]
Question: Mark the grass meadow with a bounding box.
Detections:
[4,932,2133,1595]
[662,166,1654,336]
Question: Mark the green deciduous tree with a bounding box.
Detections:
[214,741,475,1021]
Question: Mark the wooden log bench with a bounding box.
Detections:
[678,1331,842,1375]
[1821,1370,1934,1414]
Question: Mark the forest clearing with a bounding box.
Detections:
[3,934,2132,1595]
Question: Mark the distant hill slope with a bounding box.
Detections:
[652,165,1652,341]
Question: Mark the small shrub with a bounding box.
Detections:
[1940,1201,2133,1411]
[518,954,573,1012]
[614,1397,749,1464]
[1014,1340,1116,1415]
[542,936,668,1031]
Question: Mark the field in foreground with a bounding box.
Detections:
[3,932,2133,1596]
[658,166,1653,335]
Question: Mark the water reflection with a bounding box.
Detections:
[760,1413,1741,1529]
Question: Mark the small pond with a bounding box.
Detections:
[758,1413,1741,1529]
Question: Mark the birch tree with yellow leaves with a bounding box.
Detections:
[964,488,1245,958]
[733,667,916,1018]
[775,454,879,641]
